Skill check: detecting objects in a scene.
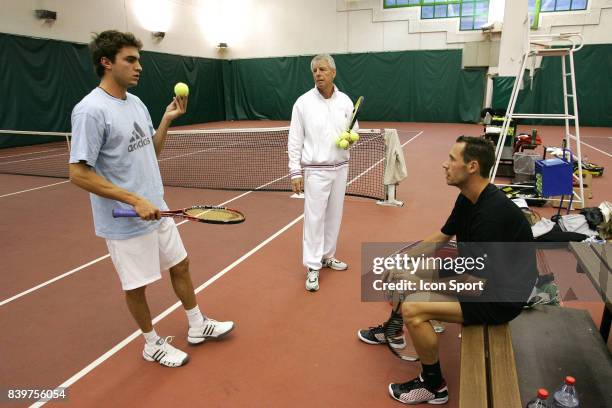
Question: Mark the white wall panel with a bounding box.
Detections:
[0,0,610,59]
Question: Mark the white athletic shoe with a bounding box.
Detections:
[306,268,320,292]
[188,318,235,345]
[143,336,189,367]
[322,257,348,271]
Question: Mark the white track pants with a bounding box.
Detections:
[302,166,348,270]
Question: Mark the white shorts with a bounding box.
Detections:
[106,218,188,291]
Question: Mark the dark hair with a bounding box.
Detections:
[456,136,495,178]
[89,30,142,78]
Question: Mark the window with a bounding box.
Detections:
[385,0,588,30]
[384,0,421,8]
[540,0,587,12]
[528,0,588,28]
[384,0,490,31]
[456,0,489,30]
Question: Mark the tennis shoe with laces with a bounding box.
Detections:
[306,268,320,292]
[357,324,407,349]
[188,318,235,345]
[388,375,449,405]
[322,257,348,271]
[142,336,189,367]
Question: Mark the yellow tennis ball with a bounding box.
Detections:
[174,82,189,97]
[340,130,351,140]
[349,131,359,142]
[339,139,350,149]
[335,137,343,147]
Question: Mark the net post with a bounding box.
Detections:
[376,128,405,207]
[377,184,404,207]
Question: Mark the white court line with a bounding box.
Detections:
[0,180,70,199]
[0,152,68,165]
[0,144,234,199]
[0,130,70,136]
[347,131,423,186]
[0,254,111,307]
[581,141,611,158]
[30,128,426,406]
[0,190,252,308]
[0,147,66,159]
[159,139,246,162]
[159,147,217,162]
[30,214,304,408]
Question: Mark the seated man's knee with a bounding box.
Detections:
[401,302,425,326]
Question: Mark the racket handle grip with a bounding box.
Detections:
[112,208,138,218]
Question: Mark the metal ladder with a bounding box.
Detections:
[490,33,585,208]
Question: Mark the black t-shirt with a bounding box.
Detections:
[441,184,537,303]
[442,183,533,242]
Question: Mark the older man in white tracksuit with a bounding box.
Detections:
[288,54,357,292]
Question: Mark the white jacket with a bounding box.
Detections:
[288,86,357,179]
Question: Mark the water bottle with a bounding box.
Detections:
[526,388,551,408]
[552,376,579,407]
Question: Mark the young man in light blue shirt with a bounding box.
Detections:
[70,30,234,367]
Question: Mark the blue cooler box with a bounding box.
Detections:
[535,158,573,197]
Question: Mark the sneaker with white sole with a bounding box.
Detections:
[306,268,319,292]
[388,375,449,404]
[357,324,407,349]
[322,257,348,271]
[143,336,189,367]
[188,318,235,345]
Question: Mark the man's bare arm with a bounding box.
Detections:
[69,162,159,220]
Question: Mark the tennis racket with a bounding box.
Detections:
[348,96,364,132]
[112,206,245,224]
[380,241,458,361]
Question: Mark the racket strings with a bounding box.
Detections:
[185,207,244,222]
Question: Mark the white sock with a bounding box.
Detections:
[143,329,160,345]
[186,305,205,328]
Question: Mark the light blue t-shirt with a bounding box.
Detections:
[70,87,168,239]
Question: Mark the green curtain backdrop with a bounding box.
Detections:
[223,50,485,124]
[0,33,225,148]
[0,34,97,147]
[492,44,612,127]
[2,32,609,149]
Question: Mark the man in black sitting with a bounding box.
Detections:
[358,136,537,404]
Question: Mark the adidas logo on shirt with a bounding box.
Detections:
[128,122,151,153]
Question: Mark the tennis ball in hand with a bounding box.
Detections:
[174,82,189,97]
[339,139,350,149]
[349,130,359,142]
[340,130,351,140]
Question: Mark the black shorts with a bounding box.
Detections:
[460,302,523,326]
